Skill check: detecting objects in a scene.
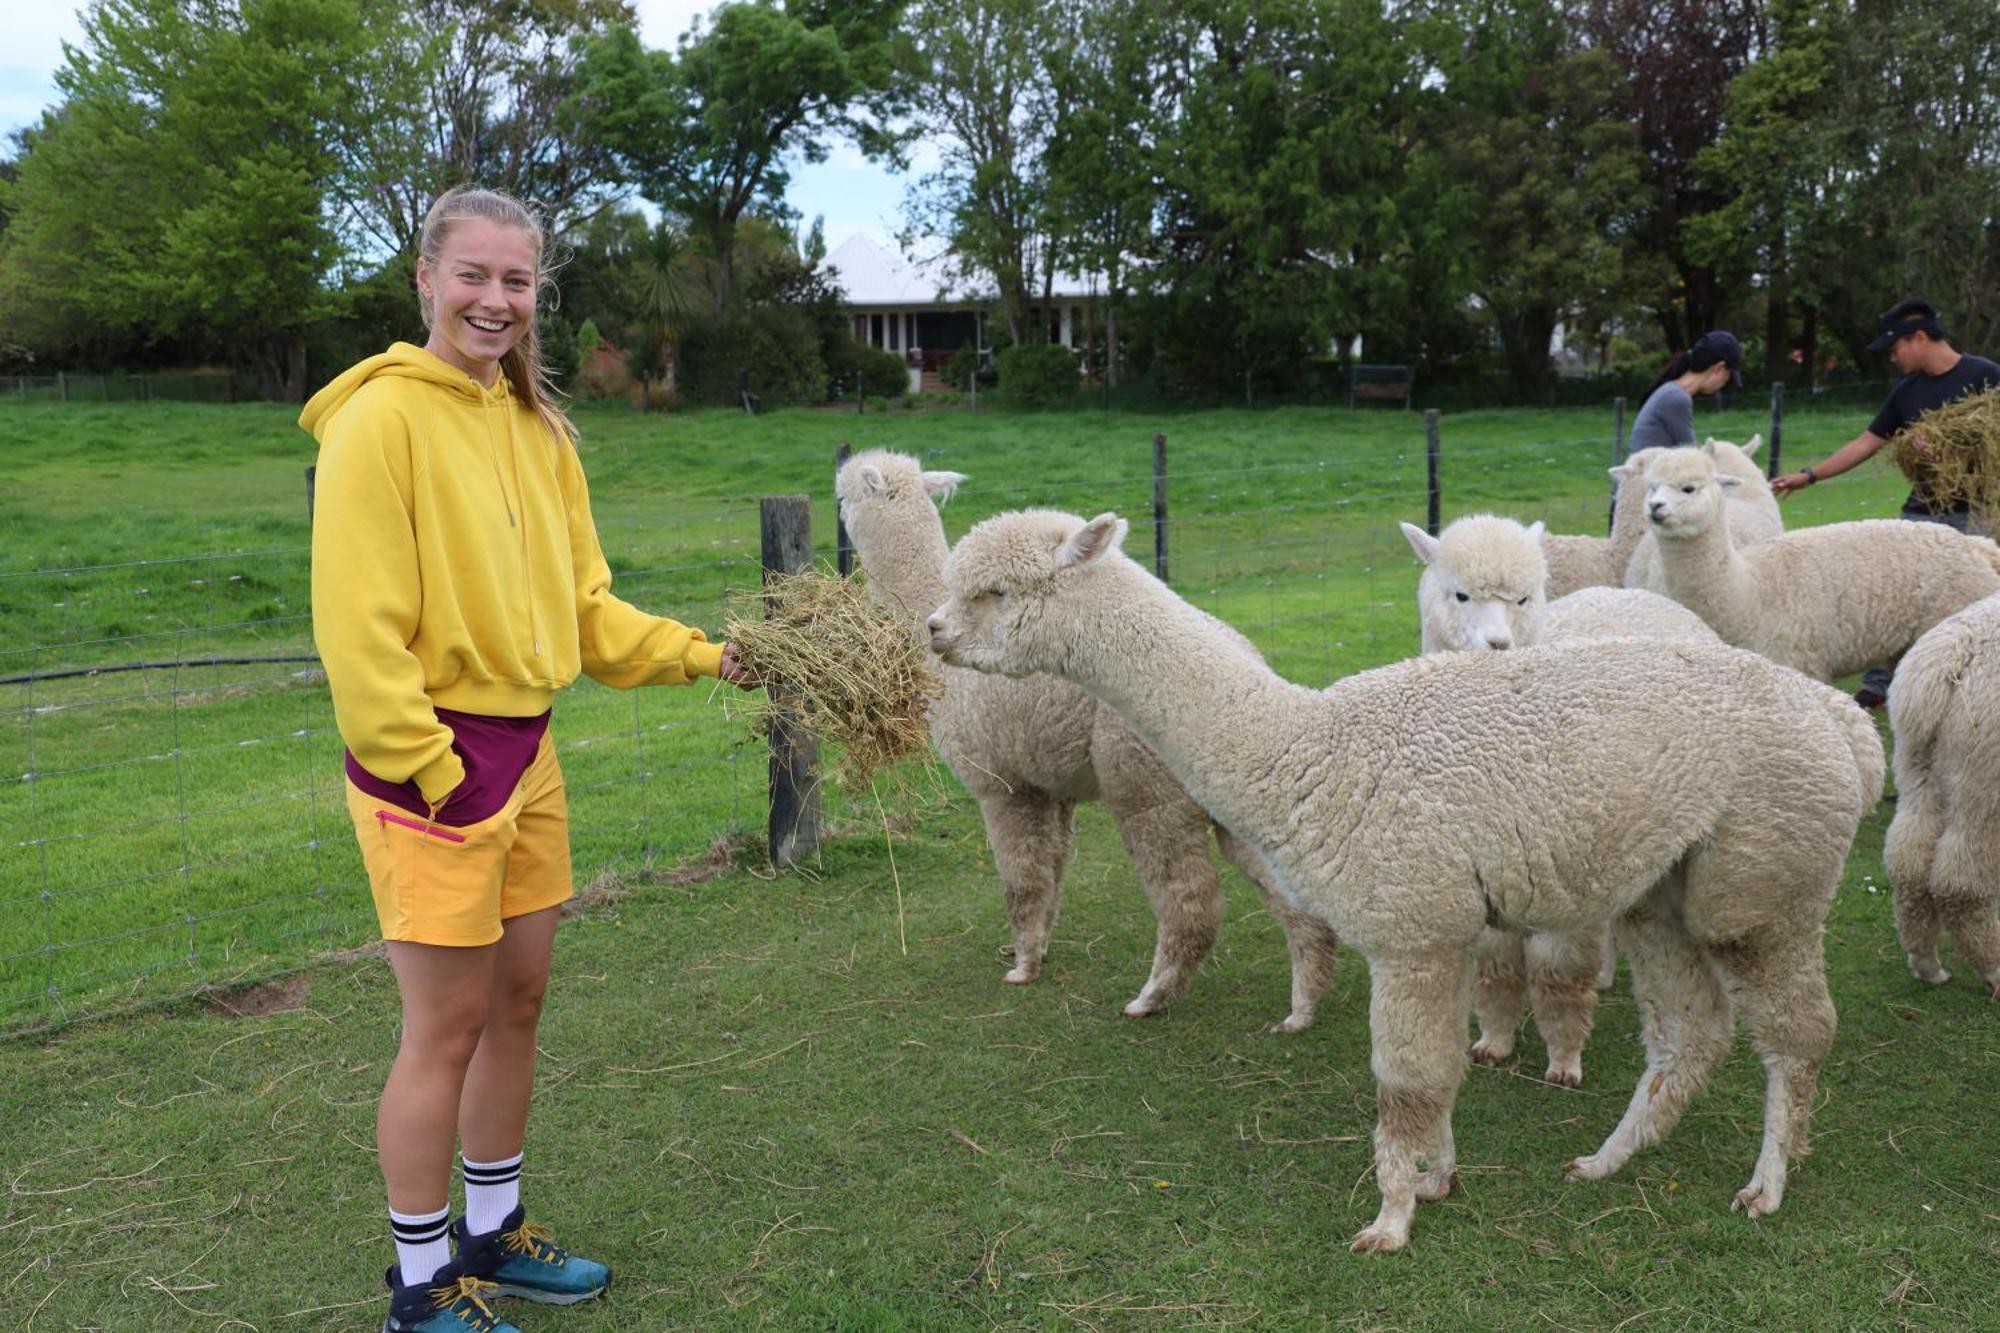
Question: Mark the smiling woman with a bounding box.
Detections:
[301,185,756,1332]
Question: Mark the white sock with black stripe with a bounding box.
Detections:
[390,1204,452,1287]
[460,1152,523,1236]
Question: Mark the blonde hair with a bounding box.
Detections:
[416,186,575,444]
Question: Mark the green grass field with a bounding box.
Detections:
[5,392,1994,1329]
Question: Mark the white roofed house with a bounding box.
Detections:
[824,234,1110,394]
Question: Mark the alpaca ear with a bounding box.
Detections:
[855,463,889,498]
[1741,433,1762,457]
[1609,462,1632,481]
[1526,520,1546,543]
[1399,521,1439,565]
[1700,441,1719,459]
[921,470,968,504]
[1056,512,1128,570]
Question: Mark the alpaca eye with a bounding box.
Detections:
[1682,485,1696,494]
[1517,596,1528,606]
[1454,592,1469,603]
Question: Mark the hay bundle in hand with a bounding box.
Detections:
[722,564,942,789]
[1889,385,2000,523]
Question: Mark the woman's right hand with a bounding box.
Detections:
[718,643,757,689]
[1770,471,1812,498]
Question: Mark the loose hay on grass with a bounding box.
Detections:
[721,564,942,791]
[1889,385,2000,523]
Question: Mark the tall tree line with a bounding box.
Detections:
[2,0,1996,400]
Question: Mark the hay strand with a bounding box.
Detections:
[721,564,941,791]
[1888,385,2000,522]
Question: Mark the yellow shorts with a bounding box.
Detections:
[343,732,573,946]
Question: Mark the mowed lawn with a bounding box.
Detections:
[3,392,1994,1329]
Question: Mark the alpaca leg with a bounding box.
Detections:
[1885,788,1950,985]
[1352,951,1473,1254]
[1107,794,1225,1018]
[1707,930,1836,1218]
[1568,905,1732,1182]
[1217,826,1339,1033]
[1526,929,1601,1088]
[1469,929,1525,1066]
[1931,822,2000,996]
[1595,921,1618,989]
[978,791,1074,985]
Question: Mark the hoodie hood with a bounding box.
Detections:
[300,342,503,439]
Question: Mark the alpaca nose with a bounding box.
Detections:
[1485,635,1511,651]
[1648,500,1667,520]
[925,612,942,637]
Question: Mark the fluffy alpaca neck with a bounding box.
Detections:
[853,506,950,630]
[1655,506,1749,621]
[1054,560,1334,838]
[1608,477,1649,570]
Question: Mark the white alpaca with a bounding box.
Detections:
[1636,446,2000,680]
[930,508,1881,1252]
[1623,436,1782,589]
[1884,591,2000,995]
[1540,447,1660,600]
[836,451,1339,1030]
[1400,515,1718,1086]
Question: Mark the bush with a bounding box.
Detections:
[997,344,1081,408]
[677,307,827,408]
[823,338,909,401]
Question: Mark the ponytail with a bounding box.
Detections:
[1642,350,1694,406]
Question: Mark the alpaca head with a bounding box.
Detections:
[1401,514,1547,652]
[1643,446,1741,538]
[835,449,967,545]
[928,508,1129,676]
[1609,445,1667,489]
[1702,434,1768,488]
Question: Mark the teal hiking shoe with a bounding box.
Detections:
[382,1263,519,1332]
[454,1205,611,1306]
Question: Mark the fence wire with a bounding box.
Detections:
[0,390,1918,1036]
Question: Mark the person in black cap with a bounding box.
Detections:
[1624,330,1743,456]
[1770,298,1999,706]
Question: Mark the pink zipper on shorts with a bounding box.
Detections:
[375,809,466,843]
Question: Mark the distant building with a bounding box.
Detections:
[823,234,1107,391]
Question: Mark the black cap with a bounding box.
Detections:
[1689,330,1742,387]
[1867,299,1948,354]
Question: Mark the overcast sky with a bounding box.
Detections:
[1,0,909,250]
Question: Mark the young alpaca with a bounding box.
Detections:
[837,451,1339,1031]
[1400,515,1718,1086]
[1884,592,2000,995]
[1622,436,1782,589]
[1637,446,2000,679]
[930,509,1881,1253]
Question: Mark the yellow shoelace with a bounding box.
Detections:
[430,1274,502,1326]
[501,1218,565,1266]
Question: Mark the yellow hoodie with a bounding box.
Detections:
[302,343,723,805]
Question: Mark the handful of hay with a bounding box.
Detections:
[1889,384,2000,523]
[721,564,942,790]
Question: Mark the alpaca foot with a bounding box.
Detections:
[1907,954,1950,986]
[1269,1005,1316,1035]
[1122,993,1164,1018]
[1349,1220,1410,1254]
[1543,1057,1583,1088]
[1002,963,1039,985]
[1469,1037,1513,1066]
[1566,1153,1619,1183]
[1731,1179,1784,1218]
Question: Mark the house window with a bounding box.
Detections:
[870,314,883,347]
[889,312,900,351]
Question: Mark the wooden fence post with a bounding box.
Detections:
[834,443,854,577]
[761,496,820,868]
[1608,394,1627,531]
[305,466,316,524]
[1151,432,1169,582]
[1424,409,1442,538]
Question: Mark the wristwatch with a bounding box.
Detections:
[1801,466,1818,485]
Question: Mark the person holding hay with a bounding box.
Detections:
[1771,298,1999,706]
[303,186,751,1333]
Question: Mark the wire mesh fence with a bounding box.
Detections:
[0,383,1922,1037]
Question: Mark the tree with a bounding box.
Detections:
[1425,2,1650,397]
[575,1,907,313]
[901,0,1064,349]
[330,0,633,261]
[0,0,407,397]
